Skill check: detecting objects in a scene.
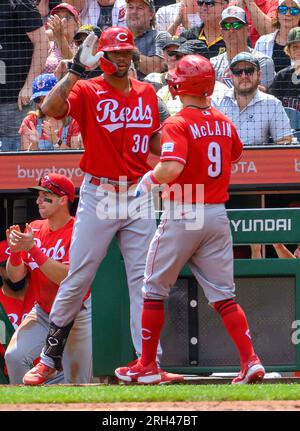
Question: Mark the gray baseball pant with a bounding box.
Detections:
[41,174,161,368]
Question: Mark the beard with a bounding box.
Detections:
[236,86,257,96]
[114,68,129,78]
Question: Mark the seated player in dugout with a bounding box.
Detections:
[5,174,92,384]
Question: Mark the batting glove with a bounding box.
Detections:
[68,27,104,77]
[134,171,160,198]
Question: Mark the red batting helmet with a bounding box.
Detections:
[98,27,135,52]
[167,54,216,99]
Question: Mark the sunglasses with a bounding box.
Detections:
[221,21,245,30]
[231,67,257,76]
[277,5,300,16]
[54,14,74,21]
[39,177,68,197]
[197,0,215,6]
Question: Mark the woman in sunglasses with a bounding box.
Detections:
[269,26,300,112]
[255,0,300,73]
[19,73,81,151]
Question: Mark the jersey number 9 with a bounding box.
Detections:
[208,142,222,178]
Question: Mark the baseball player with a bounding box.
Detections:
[0,261,34,331]
[115,54,265,385]
[5,173,92,384]
[22,26,182,385]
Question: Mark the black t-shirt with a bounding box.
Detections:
[272,41,291,73]
[269,65,300,111]
[154,0,175,8]
[0,0,43,103]
[97,5,114,31]
[180,25,226,58]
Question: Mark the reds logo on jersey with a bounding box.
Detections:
[96,97,153,132]
[28,238,66,270]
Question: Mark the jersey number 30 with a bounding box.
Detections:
[208,142,222,177]
[132,134,149,154]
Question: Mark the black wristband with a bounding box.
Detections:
[67,61,86,78]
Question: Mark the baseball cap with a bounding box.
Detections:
[31,73,58,102]
[125,0,155,10]
[230,52,260,70]
[74,24,97,41]
[287,27,300,45]
[220,6,247,24]
[29,174,76,203]
[50,2,80,22]
[168,40,210,59]
[279,0,300,6]
[162,35,187,51]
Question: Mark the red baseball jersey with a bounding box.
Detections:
[64,76,161,181]
[160,106,243,204]
[23,218,74,314]
[0,240,10,263]
[0,286,35,330]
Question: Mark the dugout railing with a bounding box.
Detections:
[91,208,300,377]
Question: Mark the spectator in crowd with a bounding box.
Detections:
[54,24,103,80]
[76,0,127,28]
[19,74,81,151]
[125,0,171,79]
[234,0,278,46]
[144,35,187,90]
[44,3,80,74]
[163,0,201,35]
[269,26,300,110]
[211,5,275,90]
[0,0,48,152]
[156,40,228,115]
[154,0,176,6]
[179,0,229,58]
[5,174,92,384]
[218,52,292,146]
[156,1,185,34]
[255,0,300,73]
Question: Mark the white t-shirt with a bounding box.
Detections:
[80,0,127,27]
[155,4,202,33]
